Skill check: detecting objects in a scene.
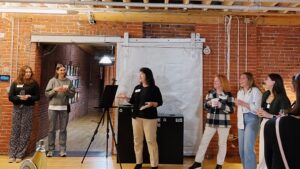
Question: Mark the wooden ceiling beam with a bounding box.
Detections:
[261,2,278,12]
[144,0,149,10]
[102,0,112,9]
[201,0,212,11]
[123,0,131,9]
[164,0,169,10]
[77,11,300,25]
[223,0,234,12]
[281,2,300,13]
[183,0,190,11]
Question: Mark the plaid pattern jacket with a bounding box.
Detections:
[204,90,234,128]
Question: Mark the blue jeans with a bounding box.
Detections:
[238,113,260,169]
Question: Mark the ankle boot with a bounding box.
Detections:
[189,162,202,169]
[215,164,222,169]
[134,164,142,169]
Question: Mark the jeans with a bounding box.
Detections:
[238,113,260,169]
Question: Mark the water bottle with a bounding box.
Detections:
[32,140,47,169]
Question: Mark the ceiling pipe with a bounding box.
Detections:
[1,0,300,3]
[0,3,300,12]
[0,0,300,12]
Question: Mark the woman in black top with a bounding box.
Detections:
[264,73,300,169]
[8,65,40,163]
[257,73,290,169]
[129,67,163,169]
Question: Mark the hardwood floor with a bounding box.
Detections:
[0,155,243,169]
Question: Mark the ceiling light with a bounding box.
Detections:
[99,55,113,65]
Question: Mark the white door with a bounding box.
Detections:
[116,36,204,155]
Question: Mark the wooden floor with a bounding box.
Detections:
[0,109,243,169]
[0,155,243,169]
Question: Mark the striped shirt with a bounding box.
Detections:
[204,90,234,128]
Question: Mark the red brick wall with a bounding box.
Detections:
[0,15,143,154]
[0,15,300,160]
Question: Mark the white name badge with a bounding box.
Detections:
[135,89,141,93]
[17,84,24,88]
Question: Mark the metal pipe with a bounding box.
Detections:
[1,0,300,4]
[10,17,14,86]
[0,0,300,12]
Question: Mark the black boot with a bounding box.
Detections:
[151,167,158,169]
[189,162,202,169]
[134,164,142,169]
[215,164,222,169]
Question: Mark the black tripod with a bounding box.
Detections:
[81,85,122,169]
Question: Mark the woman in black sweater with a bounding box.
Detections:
[8,65,40,163]
[129,67,163,169]
[264,73,300,169]
[257,73,290,169]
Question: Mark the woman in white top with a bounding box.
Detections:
[236,72,262,169]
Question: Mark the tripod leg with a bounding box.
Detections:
[81,111,105,164]
[107,111,123,169]
[106,108,109,158]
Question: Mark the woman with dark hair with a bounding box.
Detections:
[257,73,291,169]
[236,72,262,169]
[129,67,163,169]
[45,64,75,157]
[189,74,234,169]
[8,65,40,163]
[264,72,300,169]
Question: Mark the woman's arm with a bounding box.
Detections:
[219,92,234,114]
[45,79,57,98]
[28,81,40,102]
[8,82,20,103]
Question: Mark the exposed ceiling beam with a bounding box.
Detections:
[183,0,190,11]
[1,2,300,13]
[261,2,278,12]
[201,0,212,11]
[102,0,112,9]
[223,0,234,12]
[143,0,149,10]
[281,2,300,13]
[164,0,169,10]
[3,0,300,3]
[123,0,131,9]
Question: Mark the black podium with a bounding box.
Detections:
[117,106,184,164]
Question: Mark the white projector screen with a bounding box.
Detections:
[116,40,203,155]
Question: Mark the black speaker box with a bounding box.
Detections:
[117,106,183,164]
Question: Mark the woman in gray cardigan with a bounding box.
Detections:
[45,64,75,157]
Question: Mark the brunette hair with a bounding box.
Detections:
[16,65,35,84]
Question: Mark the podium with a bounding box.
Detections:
[117,106,184,164]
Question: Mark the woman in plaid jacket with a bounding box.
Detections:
[189,74,234,169]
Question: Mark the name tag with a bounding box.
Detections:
[135,89,141,93]
[17,84,24,88]
[219,95,228,100]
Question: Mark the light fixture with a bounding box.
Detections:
[99,46,115,65]
[0,7,77,14]
[99,55,113,65]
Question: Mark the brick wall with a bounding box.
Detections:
[0,15,300,159]
[0,15,143,154]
